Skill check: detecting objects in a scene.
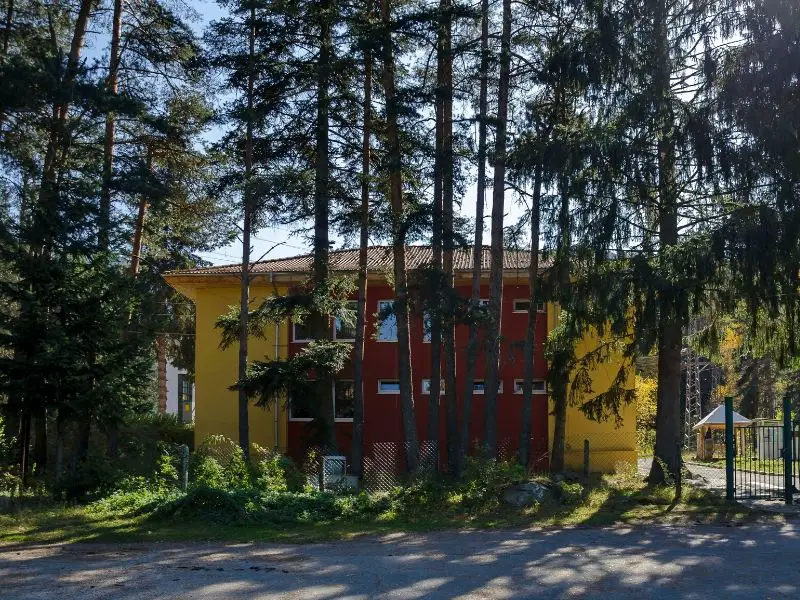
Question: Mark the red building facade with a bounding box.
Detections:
[286,280,549,470]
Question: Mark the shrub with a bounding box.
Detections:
[88,476,180,516]
[552,481,585,505]
[458,456,527,511]
[190,435,249,489]
[52,457,123,502]
[252,452,305,492]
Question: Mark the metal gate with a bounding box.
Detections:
[724,396,798,503]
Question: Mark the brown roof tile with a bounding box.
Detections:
[166,246,550,277]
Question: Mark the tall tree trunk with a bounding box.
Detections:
[237,6,257,460]
[483,0,512,458]
[352,9,372,478]
[427,0,444,457]
[648,0,681,485]
[549,176,571,473]
[313,0,336,452]
[440,0,457,473]
[381,0,419,472]
[99,0,122,250]
[459,0,489,475]
[129,148,151,277]
[518,164,542,467]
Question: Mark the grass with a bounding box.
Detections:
[683,451,786,475]
[0,469,781,546]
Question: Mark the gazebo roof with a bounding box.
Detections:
[693,404,751,431]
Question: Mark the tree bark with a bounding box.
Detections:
[313,0,336,453]
[648,0,682,485]
[483,0,512,458]
[237,5,257,460]
[458,0,489,475]
[99,0,122,250]
[518,164,542,467]
[352,8,372,478]
[427,0,445,456]
[381,0,419,472]
[440,0,457,473]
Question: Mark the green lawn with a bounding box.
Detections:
[0,473,779,546]
[684,452,787,475]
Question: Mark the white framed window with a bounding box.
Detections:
[473,380,503,394]
[423,311,431,343]
[478,299,490,306]
[334,301,358,341]
[513,299,546,313]
[378,379,401,394]
[288,393,313,421]
[293,321,312,342]
[421,379,446,394]
[513,379,547,395]
[333,379,354,421]
[377,300,398,341]
[289,380,356,422]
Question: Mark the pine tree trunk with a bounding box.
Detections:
[550,177,571,474]
[237,6,257,460]
[313,0,336,453]
[648,0,681,485]
[381,0,419,473]
[483,0,511,459]
[518,164,542,467]
[427,0,444,456]
[440,0,457,473]
[459,0,489,475]
[352,12,372,478]
[99,0,122,250]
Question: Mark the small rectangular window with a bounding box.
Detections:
[334,301,358,341]
[423,311,431,343]
[377,300,398,341]
[513,299,546,313]
[513,379,547,394]
[473,380,502,394]
[478,299,490,306]
[293,321,312,342]
[421,379,445,394]
[288,395,313,421]
[378,379,401,394]
[334,379,354,420]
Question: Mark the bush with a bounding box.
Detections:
[458,456,527,511]
[552,481,585,505]
[190,435,249,490]
[52,456,123,502]
[252,451,305,492]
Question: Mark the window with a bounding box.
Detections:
[334,380,354,420]
[473,380,502,394]
[177,374,193,424]
[378,379,401,394]
[423,311,431,343]
[334,301,358,341]
[377,300,397,341]
[421,379,446,394]
[513,299,546,313]
[293,321,312,342]
[289,395,313,421]
[513,379,547,394]
[478,299,490,306]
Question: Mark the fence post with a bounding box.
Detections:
[783,395,793,506]
[725,396,734,502]
[583,440,589,477]
[180,444,189,492]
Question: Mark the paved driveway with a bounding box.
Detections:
[2,524,799,599]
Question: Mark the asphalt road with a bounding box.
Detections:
[2,523,799,599]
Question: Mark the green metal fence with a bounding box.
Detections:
[725,396,797,504]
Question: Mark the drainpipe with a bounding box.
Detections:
[271,273,280,452]
[274,320,280,452]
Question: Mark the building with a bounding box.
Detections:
[165,246,636,472]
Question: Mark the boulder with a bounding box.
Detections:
[503,482,549,507]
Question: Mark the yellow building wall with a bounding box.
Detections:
[193,283,289,452]
[547,305,637,473]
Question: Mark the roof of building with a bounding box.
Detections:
[166,246,551,277]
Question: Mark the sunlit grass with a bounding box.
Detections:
[0,470,783,546]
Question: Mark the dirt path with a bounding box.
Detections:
[2,523,799,599]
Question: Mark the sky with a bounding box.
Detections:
[88,0,528,266]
